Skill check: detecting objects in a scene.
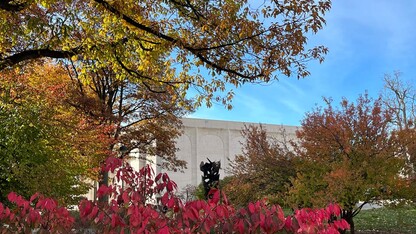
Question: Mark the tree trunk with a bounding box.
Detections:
[341,209,355,234]
[97,170,109,205]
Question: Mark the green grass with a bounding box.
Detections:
[354,207,416,233]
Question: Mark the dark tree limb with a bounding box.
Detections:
[0,48,77,71]
[0,0,27,12]
[1,0,267,80]
[94,0,178,43]
[93,0,263,80]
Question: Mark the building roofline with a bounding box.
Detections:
[181,117,299,133]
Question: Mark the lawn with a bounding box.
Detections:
[354,207,416,233]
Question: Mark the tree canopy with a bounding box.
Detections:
[382,72,416,202]
[0,0,331,107]
[0,64,109,205]
[226,125,296,206]
[63,60,192,170]
[0,0,334,206]
[288,94,406,233]
[382,72,416,131]
[0,57,193,203]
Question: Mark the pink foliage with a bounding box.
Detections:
[0,192,74,233]
[290,205,349,233]
[0,156,349,233]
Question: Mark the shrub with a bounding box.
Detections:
[0,157,349,233]
[0,192,74,233]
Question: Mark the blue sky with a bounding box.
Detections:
[188,1,416,126]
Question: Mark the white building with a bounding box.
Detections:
[136,118,298,191]
[85,118,298,200]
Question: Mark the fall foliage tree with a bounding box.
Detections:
[0,64,109,205]
[382,72,416,201]
[382,71,416,131]
[0,0,331,107]
[288,94,406,234]
[226,125,296,207]
[1,58,192,204]
[1,0,333,203]
[63,60,192,171]
[60,60,192,203]
[15,60,191,204]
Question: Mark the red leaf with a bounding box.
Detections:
[334,219,350,230]
[161,192,169,205]
[79,200,92,217]
[122,191,129,203]
[162,174,168,183]
[43,198,57,210]
[208,189,220,204]
[277,206,285,222]
[97,185,112,198]
[146,166,152,177]
[195,200,204,210]
[190,207,199,220]
[167,181,173,192]
[95,212,105,223]
[156,184,165,191]
[130,211,142,227]
[111,214,117,227]
[167,197,175,208]
[216,206,224,218]
[328,203,341,216]
[157,226,169,234]
[236,219,245,233]
[155,173,162,182]
[204,221,210,233]
[284,216,293,230]
[259,213,265,226]
[8,212,15,221]
[221,191,229,205]
[7,192,17,203]
[4,207,10,218]
[28,210,40,224]
[30,192,39,203]
[110,213,125,228]
[248,203,255,214]
[88,206,99,219]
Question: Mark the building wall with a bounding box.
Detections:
[86,118,298,200]
[161,118,299,192]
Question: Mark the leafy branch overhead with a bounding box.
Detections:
[0,0,331,106]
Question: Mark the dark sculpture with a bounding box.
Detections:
[200,158,221,199]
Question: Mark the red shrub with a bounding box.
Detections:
[0,192,74,233]
[0,157,349,233]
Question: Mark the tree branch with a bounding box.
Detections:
[352,201,368,217]
[0,48,77,71]
[0,0,27,12]
[94,0,178,43]
[93,0,264,80]
[168,0,206,21]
